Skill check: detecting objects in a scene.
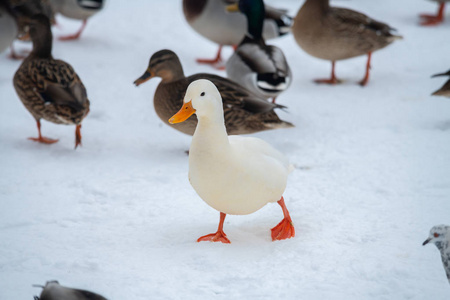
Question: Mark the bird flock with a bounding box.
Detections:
[1,0,449,297]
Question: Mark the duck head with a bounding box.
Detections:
[423,225,450,249]
[169,79,222,124]
[134,49,185,86]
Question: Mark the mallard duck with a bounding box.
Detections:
[5,0,54,59]
[13,14,90,148]
[0,2,18,54]
[50,0,105,40]
[183,0,292,69]
[432,70,450,97]
[420,0,449,26]
[34,281,107,300]
[292,0,402,86]
[225,0,291,102]
[133,49,293,136]
[168,79,295,243]
[423,225,450,284]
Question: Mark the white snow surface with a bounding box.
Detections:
[1,0,450,299]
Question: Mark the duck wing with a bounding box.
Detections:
[189,73,284,113]
[30,59,88,111]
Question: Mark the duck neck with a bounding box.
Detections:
[193,113,230,152]
[30,26,53,59]
[303,0,329,14]
[244,0,265,40]
[159,61,185,83]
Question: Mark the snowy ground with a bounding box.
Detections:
[1,0,449,299]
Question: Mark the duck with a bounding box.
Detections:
[420,0,449,26]
[0,2,18,54]
[225,0,291,102]
[50,0,105,40]
[182,0,292,69]
[168,79,295,243]
[292,0,402,86]
[34,281,107,300]
[13,14,90,148]
[133,49,293,136]
[423,225,450,284]
[431,70,450,97]
[4,0,55,59]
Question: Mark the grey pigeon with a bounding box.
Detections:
[423,225,450,284]
[34,281,107,300]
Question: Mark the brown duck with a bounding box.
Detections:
[134,49,293,136]
[432,70,450,97]
[293,0,402,86]
[13,14,90,148]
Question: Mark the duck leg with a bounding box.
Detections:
[314,61,342,85]
[359,52,372,87]
[196,45,226,70]
[271,197,295,241]
[59,19,87,41]
[28,120,59,144]
[75,124,82,149]
[197,212,231,243]
[420,3,446,26]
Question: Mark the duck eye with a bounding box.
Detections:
[434,233,439,238]
[200,92,205,96]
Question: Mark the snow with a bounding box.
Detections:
[1,0,450,299]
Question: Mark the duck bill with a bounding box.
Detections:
[134,69,154,86]
[169,101,196,124]
[422,238,431,246]
[226,3,240,12]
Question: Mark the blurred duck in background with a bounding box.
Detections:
[293,0,402,86]
[225,0,291,103]
[14,14,90,148]
[50,0,105,40]
[431,70,450,97]
[420,0,449,26]
[0,1,18,54]
[3,0,54,59]
[34,281,107,300]
[182,0,292,69]
[134,49,293,136]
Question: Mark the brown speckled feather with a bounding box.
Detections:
[14,58,90,124]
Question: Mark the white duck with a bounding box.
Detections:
[169,79,295,243]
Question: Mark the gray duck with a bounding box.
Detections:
[293,0,402,86]
[13,14,90,148]
[34,281,107,300]
[134,49,293,136]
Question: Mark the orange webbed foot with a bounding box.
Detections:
[271,218,295,241]
[28,136,59,144]
[197,230,231,244]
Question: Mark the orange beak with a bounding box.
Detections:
[169,101,196,124]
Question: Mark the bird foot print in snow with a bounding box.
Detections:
[197,230,231,243]
[28,136,59,144]
[271,218,295,241]
[314,78,342,85]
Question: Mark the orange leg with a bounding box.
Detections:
[75,124,82,149]
[359,52,372,87]
[420,2,446,26]
[197,212,231,244]
[59,19,87,41]
[28,120,59,144]
[196,45,226,70]
[271,197,295,241]
[314,61,342,85]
